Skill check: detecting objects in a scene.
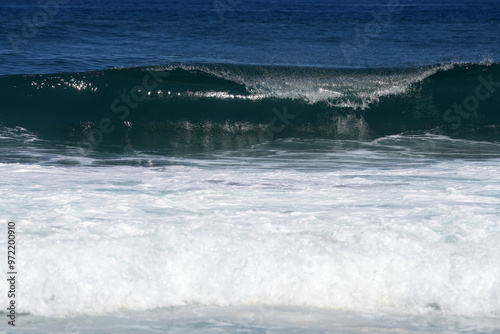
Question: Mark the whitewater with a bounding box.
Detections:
[1,125,500,332]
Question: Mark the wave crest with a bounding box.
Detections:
[1,62,499,149]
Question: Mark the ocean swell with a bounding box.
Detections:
[0,62,499,150]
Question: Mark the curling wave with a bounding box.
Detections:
[0,62,499,150]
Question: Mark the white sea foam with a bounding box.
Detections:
[1,145,499,319]
[154,63,449,109]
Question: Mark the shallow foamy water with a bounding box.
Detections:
[0,135,499,333]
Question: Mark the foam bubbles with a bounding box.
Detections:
[1,144,500,318]
[159,63,447,109]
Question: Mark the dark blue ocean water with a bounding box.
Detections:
[1,0,500,75]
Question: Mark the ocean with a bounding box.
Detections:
[1,0,500,333]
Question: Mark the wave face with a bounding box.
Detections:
[1,62,499,150]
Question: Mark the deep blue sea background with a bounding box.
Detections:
[1,0,500,75]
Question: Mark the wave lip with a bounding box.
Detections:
[0,62,499,150]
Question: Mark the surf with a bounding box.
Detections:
[0,62,499,151]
